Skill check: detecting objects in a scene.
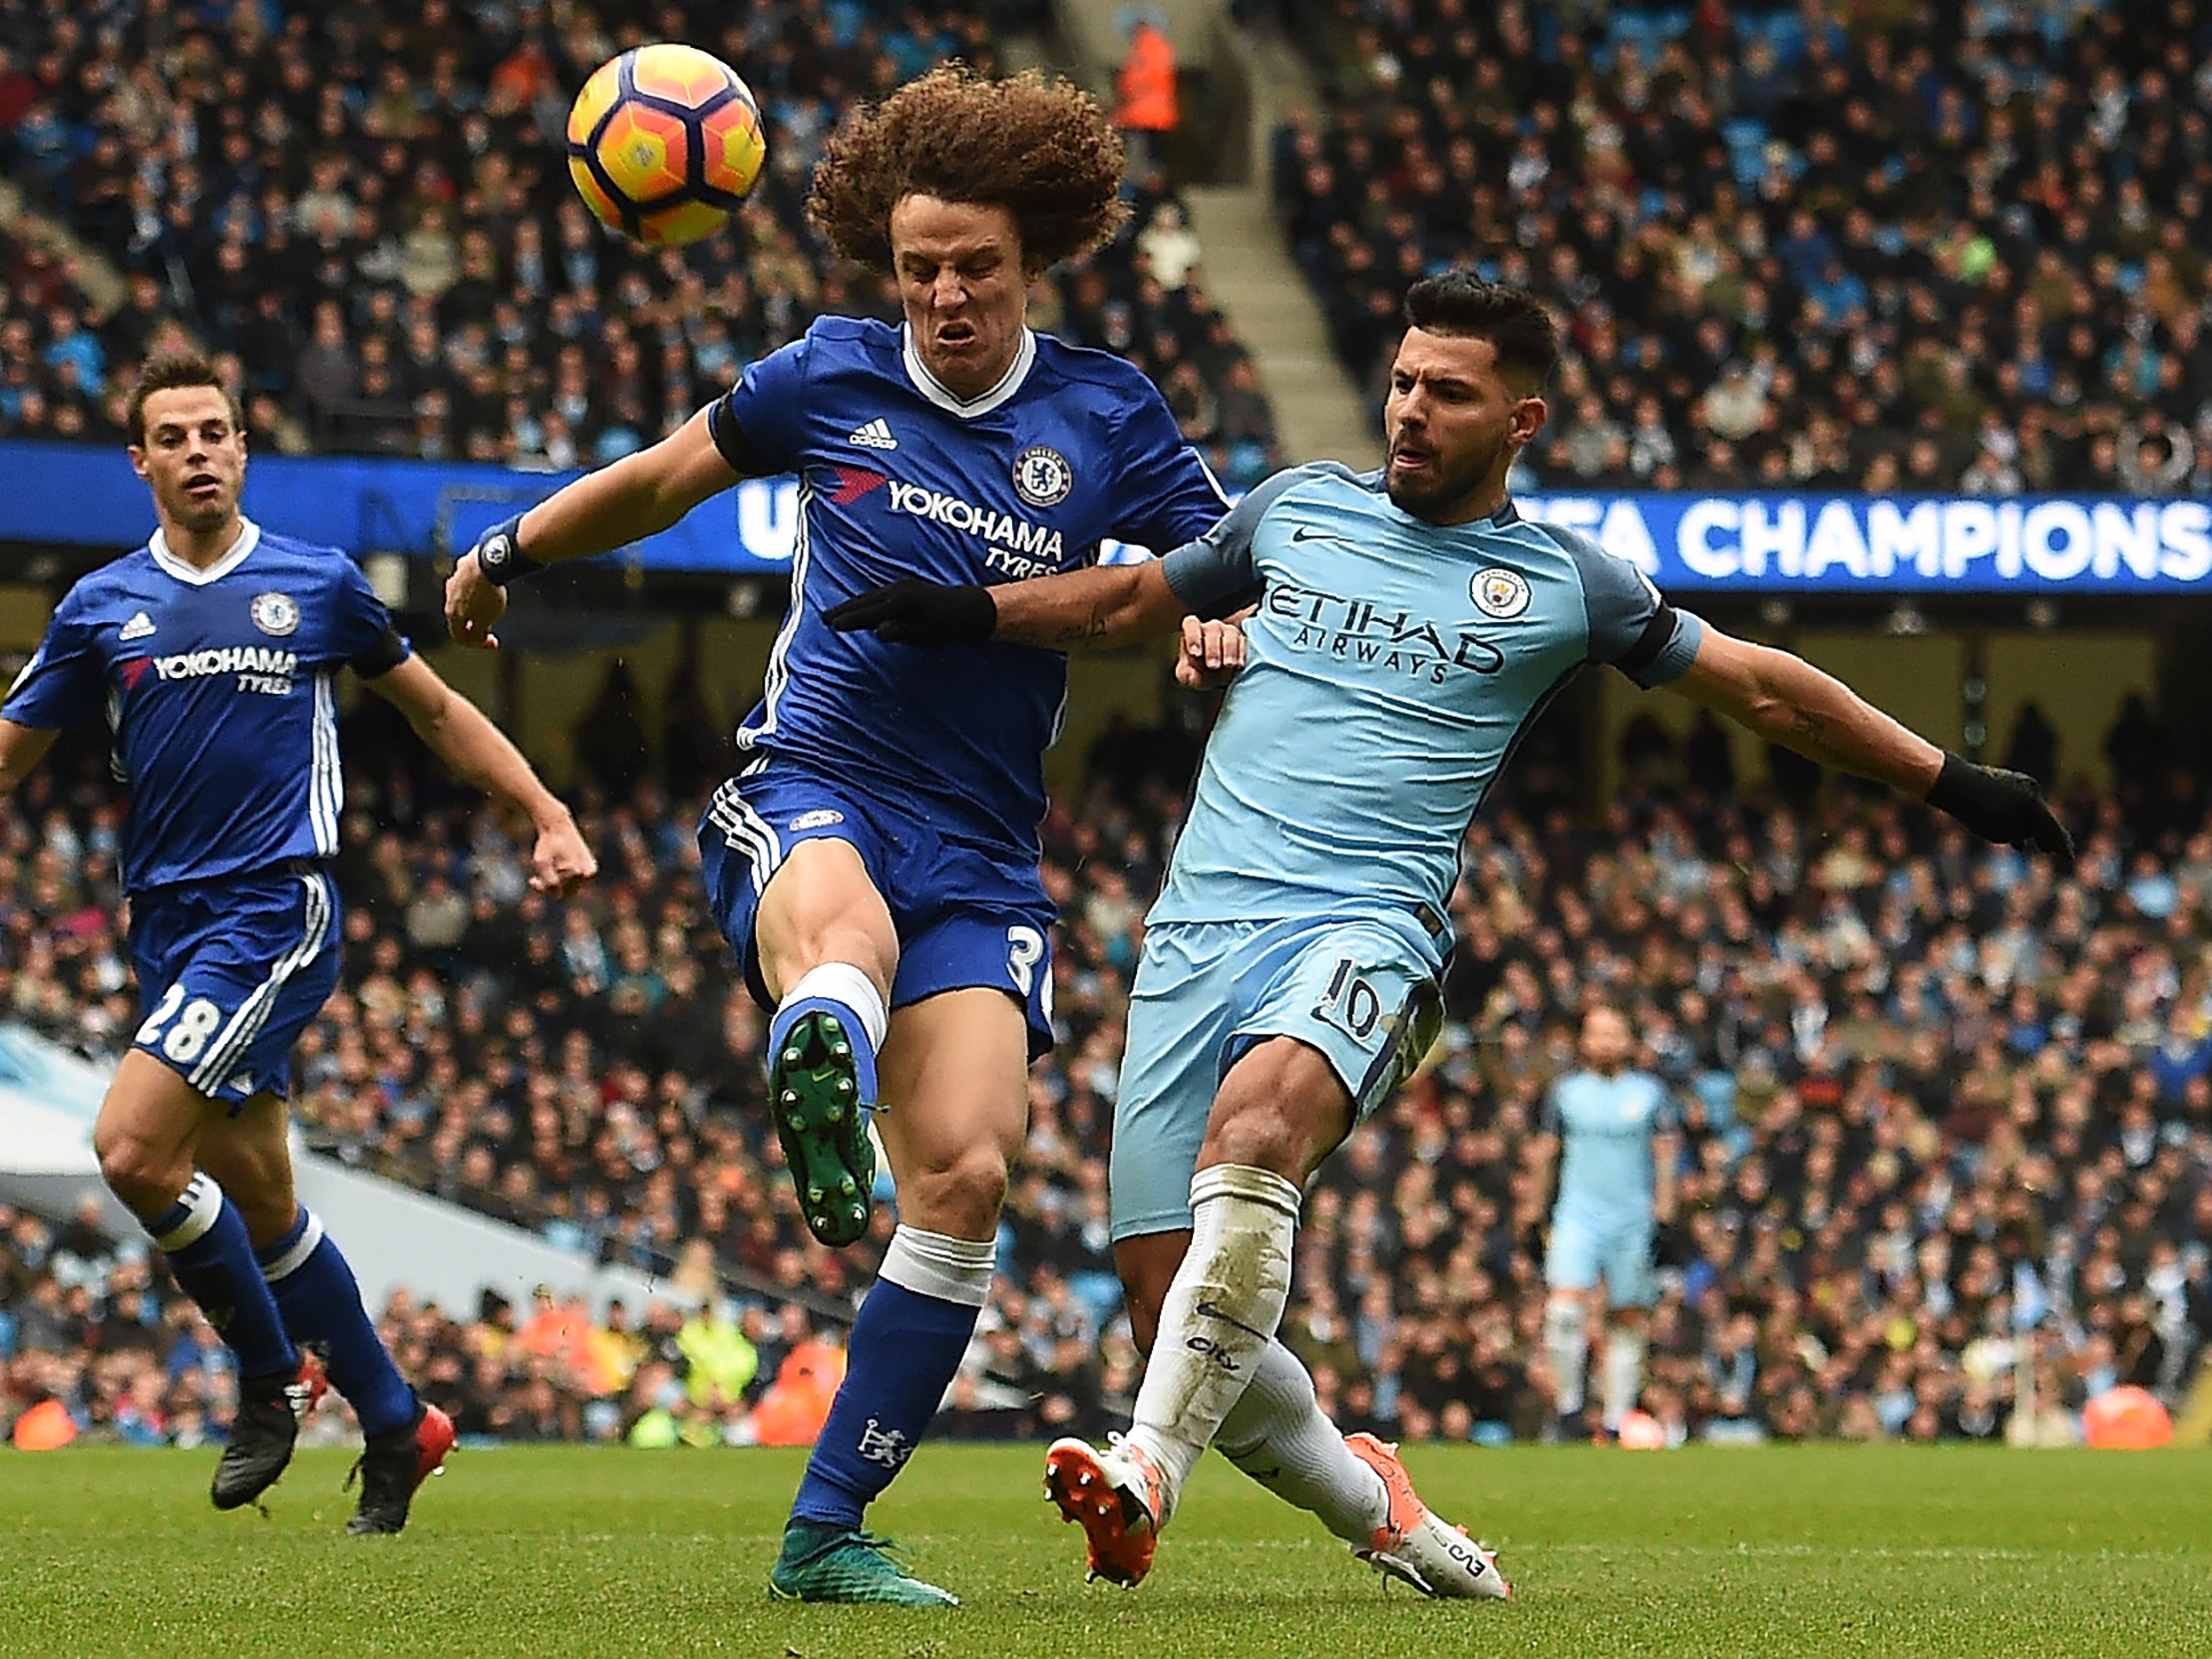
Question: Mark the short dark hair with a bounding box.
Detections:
[128,354,244,445]
[1402,272,1560,390]
[808,63,1128,273]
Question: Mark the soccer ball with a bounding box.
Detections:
[565,44,767,248]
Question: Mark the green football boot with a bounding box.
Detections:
[769,1010,877,1247]
[768,1520,959,1607]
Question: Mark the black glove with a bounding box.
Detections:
[822,579,996,646]
[1926,753,2074,868]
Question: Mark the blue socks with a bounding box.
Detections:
[149,1172,297,1383]
[257,1207,417,1439]
[769,962,889,1103]
[791,1226,995,1528]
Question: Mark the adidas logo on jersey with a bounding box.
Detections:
[847,418,899,451]
[119,612,157,641]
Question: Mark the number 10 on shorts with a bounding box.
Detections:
[1313,957,1382,1038]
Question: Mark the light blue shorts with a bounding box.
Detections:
[1545,1210,1659,1309]
[1110,913,1443,1241]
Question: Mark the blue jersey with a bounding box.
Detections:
[1155,463,1704,938]
[707,317,1226,858]
[2,519,408,893]
[1546,1068,1673,1225]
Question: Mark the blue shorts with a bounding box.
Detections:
[1545,1210,1658,1309]
[696,762,1056,1059]
[128,866,340,1112]
[1110,913,1444,1241]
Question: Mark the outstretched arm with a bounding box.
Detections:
[1667,625,2072,862]
[364,656,597,895]
[1669,627,1943,793]
[824,557,1192,650]
[445,407,743,649]
[828,466,1298,653]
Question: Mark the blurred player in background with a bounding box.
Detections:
[444,67,1230,1604]
[829,270,2074,1595]
[0,355,595,1531]
[1537,1006,1677,1442]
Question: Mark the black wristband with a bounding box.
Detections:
[1924,752,1975,815]
[475,515,541,587]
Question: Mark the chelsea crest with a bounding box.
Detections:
[250,591,301,636]
[1012,445,1073,508]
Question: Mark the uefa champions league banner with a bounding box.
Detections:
[1515,491,2212,591]
[1,441,2207,591]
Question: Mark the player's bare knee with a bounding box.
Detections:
[902,1146,1009,1235]
[1203,1040,1348,1180]
[94,1127,190,1218]
[1198,1096,1306,1181]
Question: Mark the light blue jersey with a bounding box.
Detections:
[1111,464,1704,1241]
[1546,1069,1673,1227]
[1156,463,1702,937]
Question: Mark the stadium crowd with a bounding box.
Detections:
[3,674,2208,1451]
[0,0,1281,488]
[1269,0,2212,496]
[0,0,2207,1461]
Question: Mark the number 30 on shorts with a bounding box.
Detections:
[1006,925,1053,1020]
[137,983,225,1064]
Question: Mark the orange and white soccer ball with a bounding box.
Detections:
[565,44,767,248]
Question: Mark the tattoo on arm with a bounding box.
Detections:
[1046,605,1112,646]
[1784,707,1851,770]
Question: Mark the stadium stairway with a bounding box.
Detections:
[0,175,122,312]
[1054,0,1381,469]
[0,176,313,454]
[1181,178,1380,469]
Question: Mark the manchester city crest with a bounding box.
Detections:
[1012,445,1073,508]
[250,591,301,636]
[1470,567,1532,619]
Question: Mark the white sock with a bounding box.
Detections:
[1602,1327,1648,1430]
[780,961,888,1052]
[1216,1337,1387,1545]
[878,1224,995,1307]
[1126,1163,1301,1524]
[1545,1298,1587,1417]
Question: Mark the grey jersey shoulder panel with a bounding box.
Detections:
[1530,519,1705,689]
[1161,462,1377,618]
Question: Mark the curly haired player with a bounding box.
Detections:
[830,272,2073,1599]
[445,65,1234,1604]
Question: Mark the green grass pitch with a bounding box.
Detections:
[4,1443,2209,1658]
